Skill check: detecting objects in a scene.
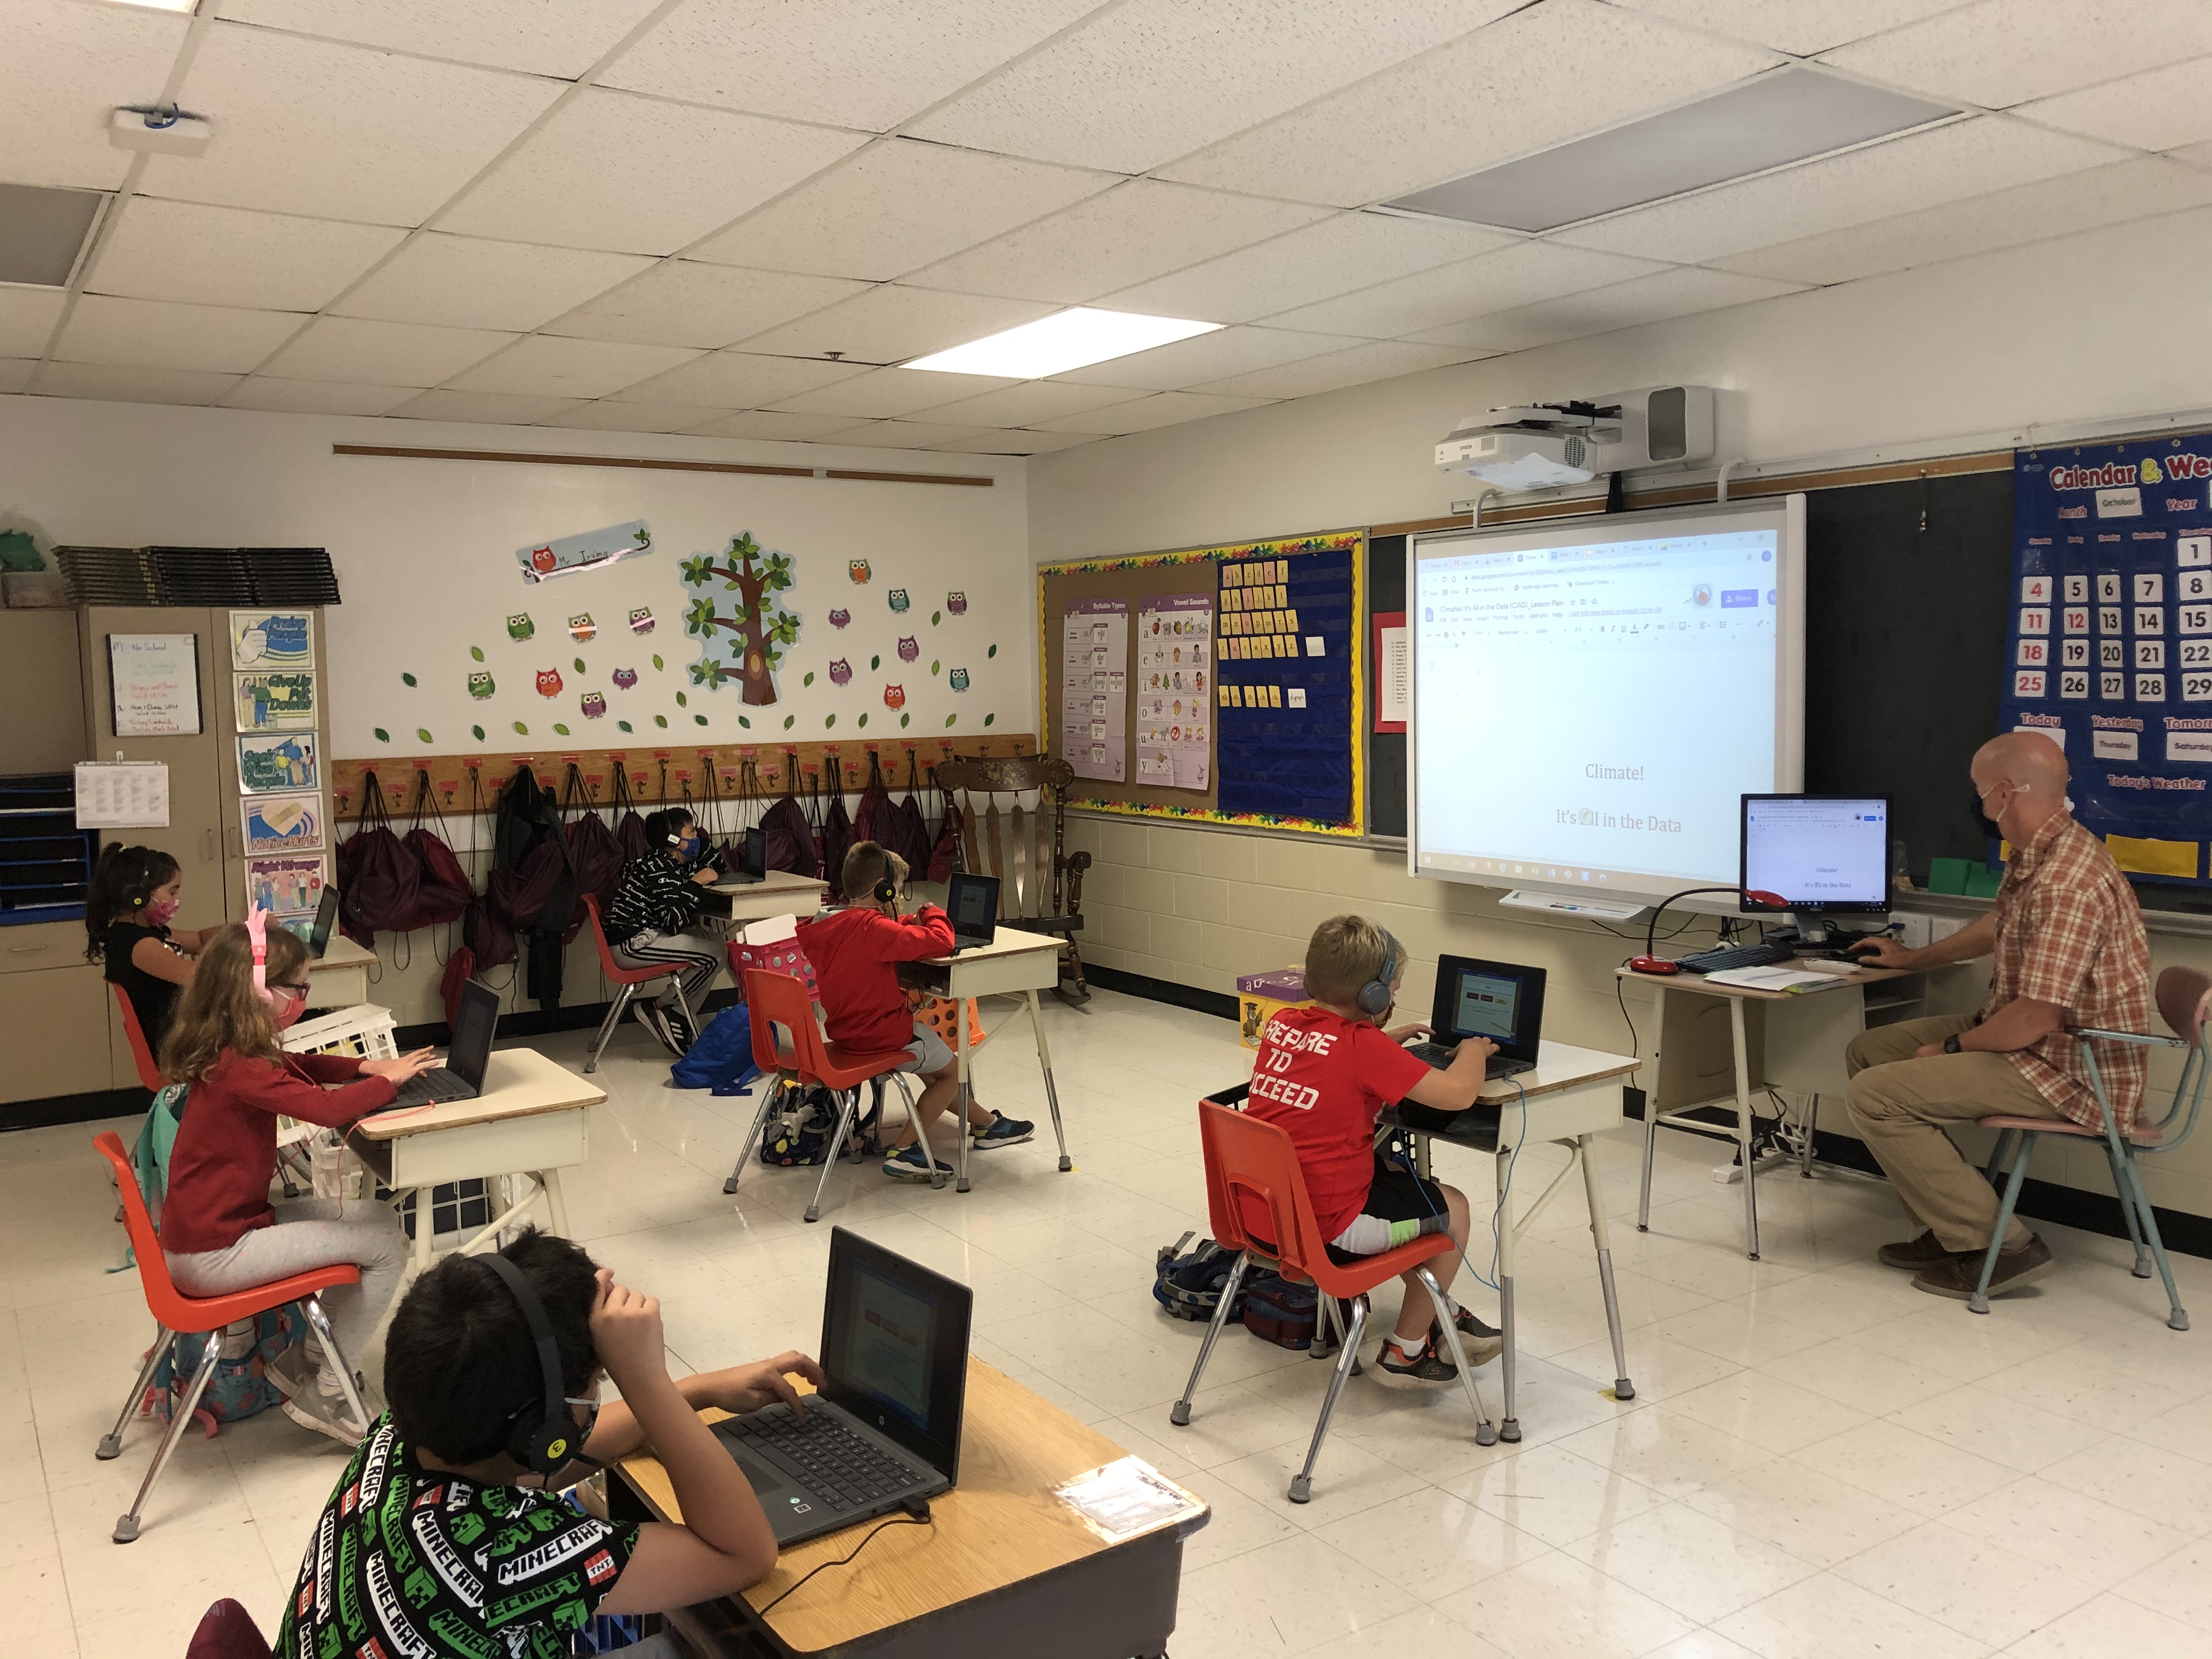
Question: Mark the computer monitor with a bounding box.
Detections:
[1740,794,1892,939]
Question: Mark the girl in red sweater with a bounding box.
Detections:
[159,917,436,1441]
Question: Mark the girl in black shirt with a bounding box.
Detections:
[84,843,207,1061]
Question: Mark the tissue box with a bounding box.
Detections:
[1236,968,1311,1049]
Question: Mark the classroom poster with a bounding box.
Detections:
[1059,598,1128,782]
[109,633,201,736]
[241,792,324,856]
[1136,594,1211,789]
[516,519,653,584]
[245,853,326,919]
[1999,437,2212,883]
[74,761,169,828]
[236,732,318,793]
[1216,548,1357,824]
[234,670,317,732]
[229,610,314,669]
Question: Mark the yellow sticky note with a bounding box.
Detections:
[1286,608,1299,630]
[2107,834,2198,878]
[1270,685,1283,708]
[1218,682,1229,706]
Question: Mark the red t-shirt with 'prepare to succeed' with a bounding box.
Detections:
[1238,1005,1431,1245]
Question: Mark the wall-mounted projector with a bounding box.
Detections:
[1436,385,1714,492]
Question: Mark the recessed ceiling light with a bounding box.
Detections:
[1385,67,1958,233]
[109,0,198,11]
[906,308,1220,379]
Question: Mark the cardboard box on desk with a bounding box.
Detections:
[1236,967,1309,1050]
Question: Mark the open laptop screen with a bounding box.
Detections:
[445,978,500,1092]
[1451,969,1521,1043]
[945,872,998,943]
[1430,954,1546,1063]
[821,1228,971,1479]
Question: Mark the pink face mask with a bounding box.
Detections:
[144,895,180,927]
[272,985,308,1031]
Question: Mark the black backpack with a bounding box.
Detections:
[1152,1233,1255,1323]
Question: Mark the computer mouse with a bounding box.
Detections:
[1627,956,1680,976]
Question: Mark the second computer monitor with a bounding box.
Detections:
[1740,795,1892,927]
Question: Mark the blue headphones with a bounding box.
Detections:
[1356,928,1402,1018]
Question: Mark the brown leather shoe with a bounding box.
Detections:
[1878,1231,1961,1271]
[1913,1234,2056,1301]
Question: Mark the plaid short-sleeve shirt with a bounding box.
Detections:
[1983,812,2152,1130]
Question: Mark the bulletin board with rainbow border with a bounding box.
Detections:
[1037,529,1365,837]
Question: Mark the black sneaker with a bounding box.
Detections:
[1374,1335,1457,1390]
[882,1145,953,1182]
[970,1113,1034,1149]
[633,1001,678,1056]
[662,1004,698,1052]
[1442,1311,1504,1367]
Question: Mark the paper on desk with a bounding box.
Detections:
[739,913,799,946]
[1701,964,1852,994]
[1054,1457,1205,1544]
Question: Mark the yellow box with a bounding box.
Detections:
[1238,992,1312,1049]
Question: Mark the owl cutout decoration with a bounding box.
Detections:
[611,666,639,690]
[949,668,970,691]
[887,588,911,613]
[507,613,535,641]
[947,591,968,615]
[848,560,872,584]
[827,608,851,630]
[896,635,919,662]
[467,671,495,700]
[580,691,607,719]
[568,613,596,642]
[827,659,853,686]
[883,683,906,709]
[628,607,654,635]
[535,667,563,697]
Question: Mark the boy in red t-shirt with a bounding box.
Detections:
[797,842,1033,1181]
[1243,914,1499,1386]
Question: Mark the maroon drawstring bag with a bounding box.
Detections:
[850,749,894,849]
[759,754,819,877]
[820,755,854,886]
[402,770,471,927]
[337,772,423,947]
[561,762,624,925]
[927,765,962,883]
[888,750,931,871]
[610,760,650,865]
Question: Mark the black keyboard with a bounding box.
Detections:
[385,1067,474,1109]
[1406,1042,1533,1079]
[719,1403,923,1513]
[1673,942,1796,974]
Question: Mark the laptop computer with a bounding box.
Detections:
[944,871,998,954]
[304,883,340,959]
[381,977,499,1109]
[714,1227,973,1546]
[1405,955,1545,1081]
[721,825,766,885]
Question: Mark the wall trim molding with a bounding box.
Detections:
[333,443,994,489]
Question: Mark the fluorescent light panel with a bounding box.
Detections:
[906,307,1220,378]
[1386,67,1959,233]
[110,0,197,10]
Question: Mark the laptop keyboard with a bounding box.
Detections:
[385,1066,473,1109]
[719,1403,924,1513]
[1406,1041,1534,1079]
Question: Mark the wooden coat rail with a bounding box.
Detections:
[330,733,1040,818]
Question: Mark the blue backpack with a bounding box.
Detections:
[669,1005,764,1096]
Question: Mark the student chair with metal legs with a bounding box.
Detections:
[1973,965,2209,1329]
[91,1131,371,1542]
[580,893,699,1073]
[112,983,164,1091]
[1171,1088,1496,1503]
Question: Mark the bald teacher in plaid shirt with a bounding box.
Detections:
[1843,732,2151,1301]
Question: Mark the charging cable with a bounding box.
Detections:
[754,1500,933,1618]
[1390,1077,1525,1297]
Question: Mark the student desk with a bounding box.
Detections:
[1383,1040,1640,1443]
[304,934,376,1007]
[613,1358,1204,1659]
[896,927,1072,1189]
[345,1047,604,1277]
[707,868,830,929]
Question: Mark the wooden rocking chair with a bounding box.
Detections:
[934,753,1091,1005]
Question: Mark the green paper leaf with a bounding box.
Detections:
[900,712,910,728]
[857,713,868,727]
[783,715,795,729]
[513,721,529,735]
[988,644,997,658]
[803,672,815,687]
[930,660,940,675]
[944,714,957,727]
[373,727,389,742]
[401,672,417,687]
[675,691,688,707]
[694,714,708,725]
[472,724,486,740]
[554,723,571,736]
[416,727,432,742]
[870,656,880,670]
[932,611,941,627]
[653,714,668,728]
[984,713,995,726]
[617,720,632,733]
[738,716,751,729]
[652,653,664,670]
[825,713,836,728]
[573,657,586,674]
[470,646,484,662]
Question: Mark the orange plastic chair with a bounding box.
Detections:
[91,1131,369,1543]
[111,982,162,1091]
[1171,1088,1495,1502]
[580,891,700,1073]
[737,968,936,1222]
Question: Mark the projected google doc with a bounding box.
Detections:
[1413,513,1796,896]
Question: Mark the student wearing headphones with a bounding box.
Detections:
[606,806,724,1053]
[84,842,206,1059]
[797,840,1032,1181]
[278,1228,817,1658]
[1241,915,1502,1387]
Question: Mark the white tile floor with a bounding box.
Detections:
[2,988,2207,1659]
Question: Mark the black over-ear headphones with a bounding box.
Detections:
[1356,928,1402,1019]
[481,1253,577,1479]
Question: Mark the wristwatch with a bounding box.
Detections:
[1943,1035,1963,1054]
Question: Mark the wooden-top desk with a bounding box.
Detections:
[898,926,1072,1189]
[305,933,376,1006]
[346,1046,605,1274]
[615,1358,1204,1658]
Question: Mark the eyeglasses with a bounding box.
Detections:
[271,981,311,997]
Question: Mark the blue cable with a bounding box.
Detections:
[1395,1077,1525,1297]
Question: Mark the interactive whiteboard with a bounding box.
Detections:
[1408,498,1805,904]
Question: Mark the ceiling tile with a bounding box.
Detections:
[1048,324,1367,389]
[1098,211,1521,325]
[768,367,1018,419]
[0,287,65,359]
[2171,139,2212,172]
[141,25,562,224]
[925,428,1102,454]
[1189,339,1482,399]
[2018,59,2212,153]
[213,0,666,78]
[903,180,1330,304]
[331,234,654,332]
[0,0,190,190]
[1605,0,1973,55]
[612,351,870,408]
[815,420,997,450]
[218,377,419,415]
[680,409,862,441]
[905,380,1149,426]
[0,360,34,396]
[1160,0,1779,207]
[543,262,868,349]
[1409,266,1803,352]
[690,139,1117,283]
[1715,154,2212,283]
[386,389,589,424]
[439,88,868,256]
[1556,116,2126,264]
[737,287,1056,365]
[538,401,740,433]
[1264,241,1667,337]
[53,295,307,373]
[601,0,1103,132]
[1820,0,2212,109]
[1031,391,1274,435]
[32,362,242,405]
[87,199,405,312]
[260,317,516,386]
[443,336,702,398]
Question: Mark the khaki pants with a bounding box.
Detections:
[1844,1015,2066,1252]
